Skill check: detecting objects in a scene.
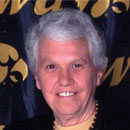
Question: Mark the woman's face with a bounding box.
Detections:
[35,38,103,123]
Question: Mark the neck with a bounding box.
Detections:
[54,100,96,127]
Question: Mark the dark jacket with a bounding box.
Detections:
[3,101,129,130]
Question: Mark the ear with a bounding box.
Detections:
[35,75,41,90]
[96,71,103,86]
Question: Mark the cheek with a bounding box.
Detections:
[73,70,97,93]
[73,71,93,85]
[38,73,58,91]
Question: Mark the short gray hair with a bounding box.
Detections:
[25,8,106,74]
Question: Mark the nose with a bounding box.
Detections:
[58,70,74,87]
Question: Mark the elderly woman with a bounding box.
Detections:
[4,9,111,130]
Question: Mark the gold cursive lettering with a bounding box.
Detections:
[102,57,130,86]
[0,0,28,15]
[0,0,10,14]
[10,0,28,15]
[75,0,89,11]
[91,0,110,18]
[0,0,129,17]
[34,0,62,15]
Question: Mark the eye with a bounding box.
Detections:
[73,64,82,68]
[46,64,55,69]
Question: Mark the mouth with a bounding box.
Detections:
[57,92,76,97]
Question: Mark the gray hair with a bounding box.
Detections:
[25,8,106,74]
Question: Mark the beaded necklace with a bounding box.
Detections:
[53,101,98,130]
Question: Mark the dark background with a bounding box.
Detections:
[0,0,130,125]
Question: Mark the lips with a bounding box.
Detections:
[58,92,75,97]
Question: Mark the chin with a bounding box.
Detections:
[54,106,80,117]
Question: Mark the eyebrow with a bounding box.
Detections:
[71,59,88,64]
[41,58,88,64]
[40,58,57,64]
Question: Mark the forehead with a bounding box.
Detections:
[37,38,91,61]
[39,38,89,50]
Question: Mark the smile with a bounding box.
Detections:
[58,92,75,97]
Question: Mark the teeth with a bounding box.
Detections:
[59,92,74,97]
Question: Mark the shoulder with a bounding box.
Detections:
[95,99,130,130]
[3,115,54,130]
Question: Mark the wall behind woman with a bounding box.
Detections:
[0,0,130,126]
